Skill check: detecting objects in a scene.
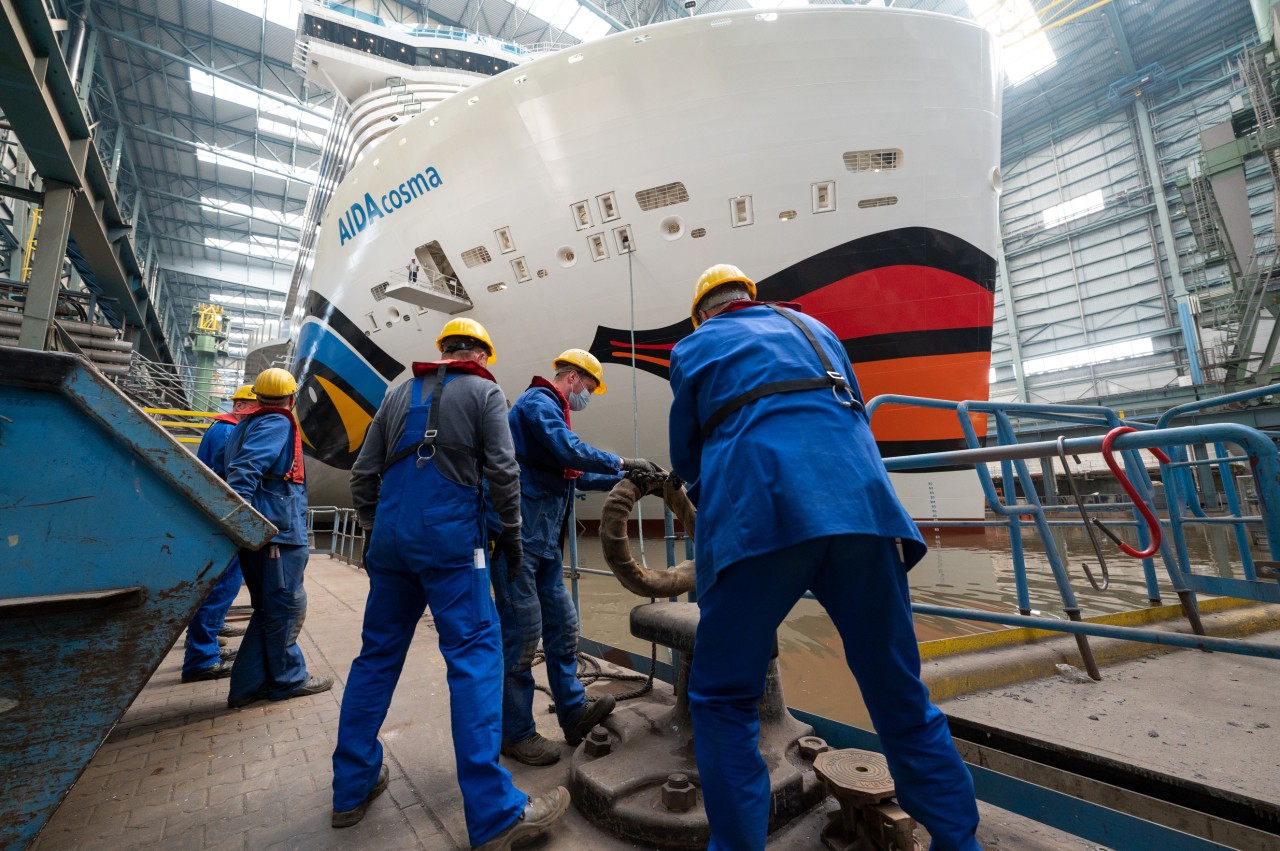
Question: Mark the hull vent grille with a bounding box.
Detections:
[857,196,898,209]
[636,182,690,211]
[462,246,492,267]
[844,149,901,172]
[371,282,389,301]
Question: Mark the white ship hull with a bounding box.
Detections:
[293,7,1002,521]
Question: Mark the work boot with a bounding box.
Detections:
[331,764,389,828]
[563,694,616,746]
[472,786,570,851]
[219,624,247,637]
[220,647,238,661]
[281,674,333,700]
[500,733,561,766]
[181,660,233,683]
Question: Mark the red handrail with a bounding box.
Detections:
[1098,426,1169,559]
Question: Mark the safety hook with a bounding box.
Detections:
[1095,426,1169,559]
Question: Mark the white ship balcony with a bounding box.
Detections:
[383,268,473,314]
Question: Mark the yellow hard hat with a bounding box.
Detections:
[554,348,607,395]
[691,263,756,327]
[231,384,257,401]
[436,317,497,364]
[252,368,298,398]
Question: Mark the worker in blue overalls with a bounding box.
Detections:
[223,368,332,709]
[333,319,570,847]
[669,265,982,851]
[494,349,663,766]
[181,383,256,682]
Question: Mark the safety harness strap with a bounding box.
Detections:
[700,304,862,439]
[382,365,448,473]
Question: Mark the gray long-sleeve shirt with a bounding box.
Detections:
[350,369,521,532]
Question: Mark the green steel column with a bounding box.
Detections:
[17,183,76,351]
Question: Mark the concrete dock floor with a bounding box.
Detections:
[36,556,1123,850]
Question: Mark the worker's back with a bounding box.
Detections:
[669,304,924,592]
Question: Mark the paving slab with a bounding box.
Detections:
[35,556,1103,850]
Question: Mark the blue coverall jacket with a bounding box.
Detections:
[668,303,926,595]
[507,382,622,557]
[224,413,306,546]
[197,418,235,476]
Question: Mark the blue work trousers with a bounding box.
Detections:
[332,558,526,846]
[181,556,243,677]
[689,534,981,851]
[228,543,309,703]
[491,549,586,744]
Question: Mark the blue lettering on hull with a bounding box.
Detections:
[338,166,443,247]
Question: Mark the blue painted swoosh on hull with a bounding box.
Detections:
[295,320,389,409]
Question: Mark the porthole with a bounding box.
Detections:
[660,216,684,241]
[558,246,578,268]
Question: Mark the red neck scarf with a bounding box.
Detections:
[237,406,305,483]
[527,375,581,479]
[411,359,497,381]
[213,412,240,425]
[716,299,802,318]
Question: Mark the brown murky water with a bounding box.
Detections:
[572,522,1248,728]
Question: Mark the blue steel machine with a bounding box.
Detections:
[0,349,276,849]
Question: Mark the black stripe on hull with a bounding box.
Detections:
[758,226,997,302]
[303,290,406,381]
[847,327,993,364]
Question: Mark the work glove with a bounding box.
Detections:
[495,525,524,583]
[620,457,669,487]
[620,457,665,480]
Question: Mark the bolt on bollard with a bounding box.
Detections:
[798,736,831,760]
[584,726,612,758]
[661,773,697,812]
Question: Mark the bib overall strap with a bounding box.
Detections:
[382,364,449,472]
[700,304,863,440]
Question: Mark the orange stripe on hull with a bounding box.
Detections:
[857,352,990,443]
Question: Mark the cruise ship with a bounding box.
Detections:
[287,2,1002,520]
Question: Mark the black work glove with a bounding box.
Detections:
[495,525,523,583]
[361,524,373,565]
[620,457,665,479]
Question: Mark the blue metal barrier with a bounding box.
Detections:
[863,393,1280,657]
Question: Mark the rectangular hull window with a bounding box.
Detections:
[588,233,609,261]
[572,201,592,231]
[613,225,634,254]
[812,181,836,213]
[598,192,620,222]
[495,227,515,254]
[730,195,753,228]
[511,257,532,282]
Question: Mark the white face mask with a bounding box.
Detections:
[568,388,591,411]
